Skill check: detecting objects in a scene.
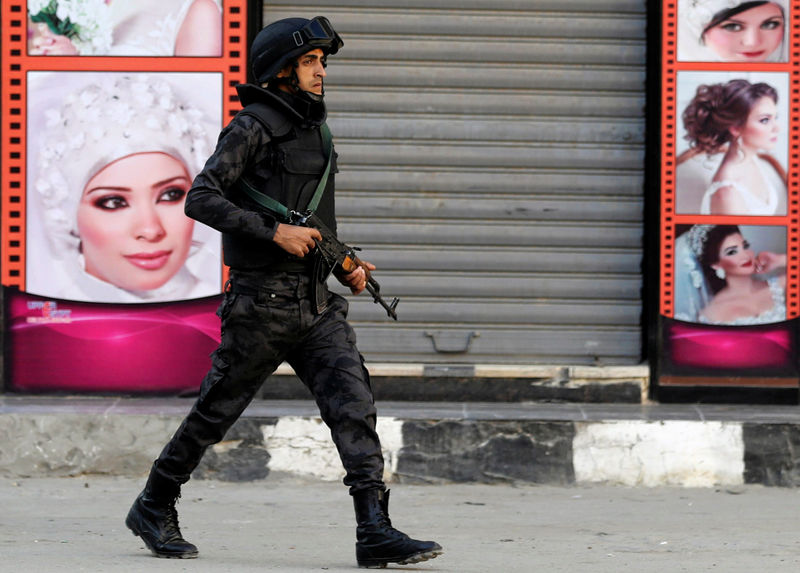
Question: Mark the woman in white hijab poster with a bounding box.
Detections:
[9,71,224,393]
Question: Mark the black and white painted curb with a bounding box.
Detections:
[2,402,799,487]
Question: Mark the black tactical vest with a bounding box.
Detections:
[223,102,337,270]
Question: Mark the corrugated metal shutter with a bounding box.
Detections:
[262,1,646,365]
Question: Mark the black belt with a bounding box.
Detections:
[227,263,313,296]
[226,279,258,296]
[271,259,313,273]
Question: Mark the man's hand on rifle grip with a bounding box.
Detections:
[273,223,322,257]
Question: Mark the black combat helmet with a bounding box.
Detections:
[251,16,343,84]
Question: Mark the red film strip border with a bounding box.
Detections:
[660,1,678,318]
[789,0,800,317]
[0,0,248,289]
[1,4,27,288]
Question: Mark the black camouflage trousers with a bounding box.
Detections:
[151,270,385,494]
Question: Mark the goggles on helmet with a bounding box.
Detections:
[292,17,342,53]
[252,16,343,82]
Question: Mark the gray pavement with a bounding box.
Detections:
[1,474,799,572]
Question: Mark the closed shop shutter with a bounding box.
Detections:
[262,1,646,365]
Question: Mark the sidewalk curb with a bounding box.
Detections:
[261,363,650,403]
[2,397,799,487]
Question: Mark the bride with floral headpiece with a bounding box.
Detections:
[27,0,222,56]
[675,224,786,325]
[27,72,222,303]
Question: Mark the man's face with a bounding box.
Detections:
[277,48,327,95]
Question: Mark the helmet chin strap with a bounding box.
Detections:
[301,89,324,103]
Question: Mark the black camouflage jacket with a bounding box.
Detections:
[184,83,337,271]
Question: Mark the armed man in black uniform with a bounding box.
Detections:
[124,16,442,569]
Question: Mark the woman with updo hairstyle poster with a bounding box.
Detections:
[26,71,222,303]
[675,72,788,215]
[678,0,788,62]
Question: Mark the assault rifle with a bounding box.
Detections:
[289,210,399,320]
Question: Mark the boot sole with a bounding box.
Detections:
[358,547,443,568]
[126,514,199,559]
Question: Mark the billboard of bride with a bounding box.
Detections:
[674,71,788,216]
[678,0,788,62]
[27,0,222,56]
[26,71,223,303]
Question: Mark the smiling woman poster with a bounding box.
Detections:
[26,71,222,303]
[677,0,789,62]
[7,70,224,393]
[0,0,252,394]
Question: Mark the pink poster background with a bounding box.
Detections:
[6,291,221,393]
[667,321,793,370]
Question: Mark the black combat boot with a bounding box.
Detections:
[353,488,443,568]
[125,472,198,559]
